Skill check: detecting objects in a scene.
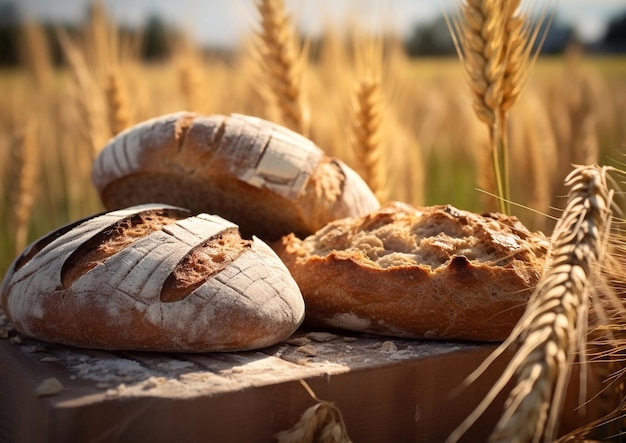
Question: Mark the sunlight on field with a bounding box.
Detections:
[1,2,626,441]
[1,53,625,274]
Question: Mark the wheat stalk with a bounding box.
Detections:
[447,0,553,215]
[253,0,308,135]
[447,164,614,443]
[275,381,352,443]
[447,0,506,213]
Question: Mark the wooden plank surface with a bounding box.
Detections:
[0,308,597,443]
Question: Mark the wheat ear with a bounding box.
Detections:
[350,35,387,201]
[105,68,131,135]
[449,0,504,128]
[560,217,626,441]
[57,29,109,158]
[11,123,39,255]
[275,381,352,443]
[253,0,308,135]
[447,164,614,443]
[20,20,52,90]
[500,0,552,114]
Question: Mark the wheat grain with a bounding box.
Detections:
[447,164,614,443]
[450,0,505,128]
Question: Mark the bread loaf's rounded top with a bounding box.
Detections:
[2,204,305,352]
[91,112,380,240]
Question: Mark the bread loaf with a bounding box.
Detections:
[1,205,305,352]
[274,202,549,341]
[92,112,380,240]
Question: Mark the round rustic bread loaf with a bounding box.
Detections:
[1,205,305,352]
[274,201,549,342]
[92,112,380,240]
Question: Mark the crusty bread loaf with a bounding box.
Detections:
[274,201,549,341]
[1,205,305,352]
[92,112,380,240]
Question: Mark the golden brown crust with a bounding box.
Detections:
[274,202,548,341]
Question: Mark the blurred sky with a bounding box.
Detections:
[16,0,626,49]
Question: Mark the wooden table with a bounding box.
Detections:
[0,309,596,443]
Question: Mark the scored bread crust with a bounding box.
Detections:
[91,112,380,240]
[274,201,549,341]
[1,205,305,352]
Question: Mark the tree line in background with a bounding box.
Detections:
[1,1,626,66]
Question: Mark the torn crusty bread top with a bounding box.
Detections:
[289,201,549,270]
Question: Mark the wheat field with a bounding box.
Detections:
[2,1,626,441]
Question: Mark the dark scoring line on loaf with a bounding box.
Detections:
[60,208,190,289]
[120,123,136,173]
[212,117,228,155]
[174,113,195,154]
[12,211,107,272]
[160,228,251,303]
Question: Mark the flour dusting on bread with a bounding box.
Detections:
[1,205,305,352]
